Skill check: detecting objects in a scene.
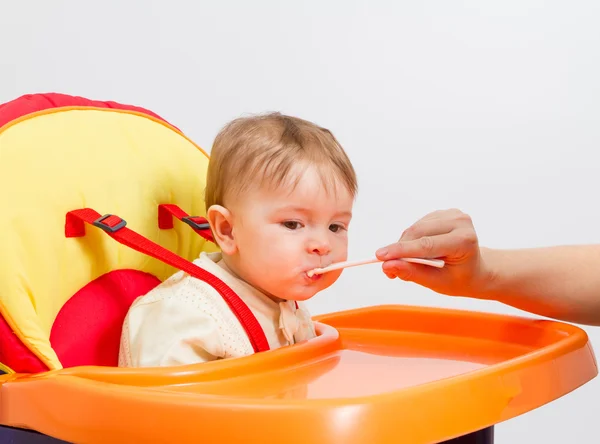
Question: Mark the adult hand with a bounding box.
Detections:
[375,209,488,297]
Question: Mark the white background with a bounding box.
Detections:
[2,1,598,442]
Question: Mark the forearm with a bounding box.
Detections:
[475,245,600,326]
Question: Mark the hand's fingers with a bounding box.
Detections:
[399,209,473,241]
[398,211,446,240]
[381,260,445,287]
[399,217,459,242]
[414,208,466,223]
[377,228,477,261]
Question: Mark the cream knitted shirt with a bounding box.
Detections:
[118,252,316,368]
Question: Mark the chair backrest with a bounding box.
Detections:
[0,93,218,373]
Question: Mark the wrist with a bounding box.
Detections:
[469,247,502,300]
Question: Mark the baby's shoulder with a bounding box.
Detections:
[128,271,239,322]
[121,270,255,360]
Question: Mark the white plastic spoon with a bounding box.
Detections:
[307,257,445,277]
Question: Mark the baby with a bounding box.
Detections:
[118,112,357,367]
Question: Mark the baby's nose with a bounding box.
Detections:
[309,238,331,255]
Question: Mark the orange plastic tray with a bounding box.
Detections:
[0,304,597,443]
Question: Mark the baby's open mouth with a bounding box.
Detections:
[305,261,333,279]
[305,271,322,281]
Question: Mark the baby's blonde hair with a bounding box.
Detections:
[205,112,357,209]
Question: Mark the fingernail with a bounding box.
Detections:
[376,248,388,258]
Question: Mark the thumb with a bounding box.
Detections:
[376,237,436,261]
[381,259,444,288]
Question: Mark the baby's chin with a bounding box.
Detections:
[250,268,340,301]
[264,283,319,302]
[280,281,337,302]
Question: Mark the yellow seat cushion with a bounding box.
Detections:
[0,108,217,370]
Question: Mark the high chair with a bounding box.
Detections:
[0,93,596,444]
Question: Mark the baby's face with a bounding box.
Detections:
[228,166,353,301]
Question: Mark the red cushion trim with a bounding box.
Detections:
[0,311,49,374]
[0,92,178,130]
[50,269,161,368]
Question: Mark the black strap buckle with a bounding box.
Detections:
[181,216,210,230]
[92,214,127,233]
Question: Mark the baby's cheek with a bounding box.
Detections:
[322,270,343,290]
[334,238,349,260]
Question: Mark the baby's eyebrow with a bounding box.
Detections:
[275,206,352,219]
[275,205,311,214]
[334,211,353,218]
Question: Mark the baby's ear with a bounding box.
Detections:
[206,205,237,254]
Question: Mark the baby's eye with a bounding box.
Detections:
[282,221,302,230]
[329,224,345,233]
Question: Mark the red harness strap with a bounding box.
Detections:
[65,208,270,353]
[158,204,214,242]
